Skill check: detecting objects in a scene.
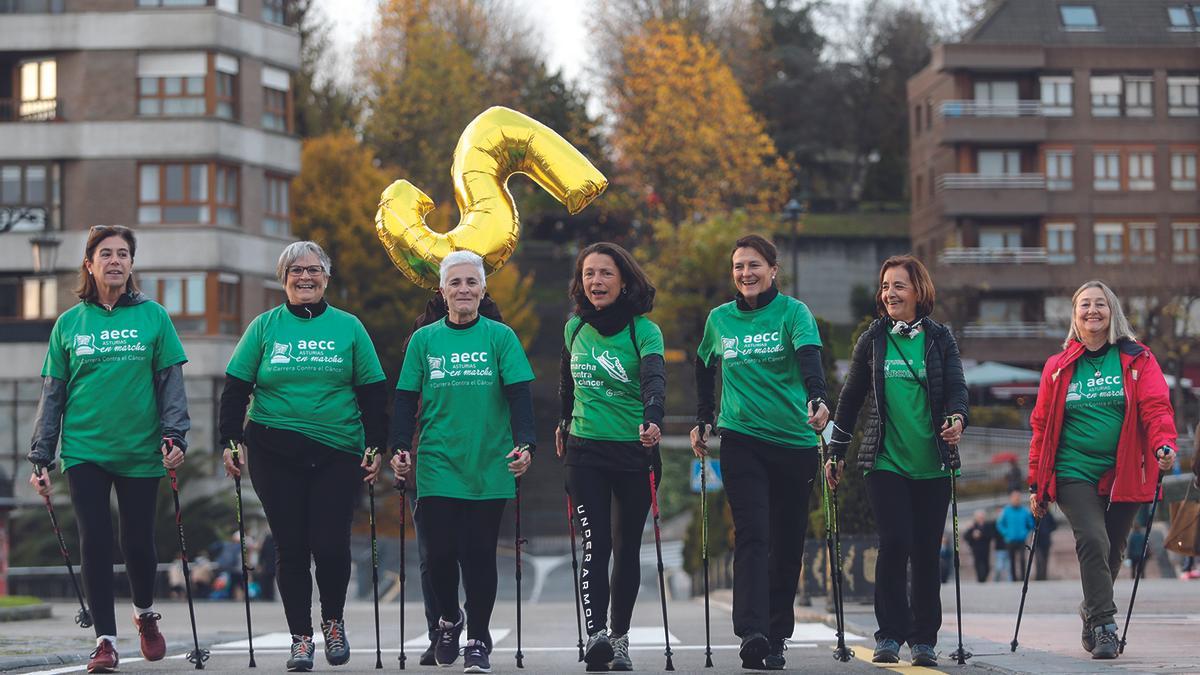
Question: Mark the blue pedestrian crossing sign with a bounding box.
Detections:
[690,458,723,493]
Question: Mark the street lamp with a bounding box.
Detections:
[30,233,62,275]
[783,198,804,297]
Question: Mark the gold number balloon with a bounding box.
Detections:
[375,106,609,289]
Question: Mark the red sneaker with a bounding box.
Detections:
[87,639,119,673]
[134,611,167,661]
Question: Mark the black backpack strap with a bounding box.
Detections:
[567,318,586,352]
[629,317,641,360]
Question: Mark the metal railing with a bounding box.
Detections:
[962,322,1054,338]
[939,99,1044,117]
[939,247,1048,264]
[938,173,1046,190]
[0,98,60,122]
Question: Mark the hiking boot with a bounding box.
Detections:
[420,632,438,666]
[87,639,119,674]
[287,635,315,672]
[609,632,632,671]
[321,618,350,665]
[1079,605,1094,653]
[872,638,901,663]
[911,644,937,666]
[739,633,769,669]
[134,610,166,661]
[764,638,786,670]
[435,610,465,666]
[463,639,491,673]
[1091,623,1119,660]
[584,629,613,671]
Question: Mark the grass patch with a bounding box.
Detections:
[0,596,42,608]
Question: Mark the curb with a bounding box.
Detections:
[0,639,197,673]
[0,604,53,623]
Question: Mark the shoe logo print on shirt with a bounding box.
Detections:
[592,348,630,383]
[428,355,446,379]
[721,337,739,359]
[73,334,96,356]
[270,342,293,364]
[1066,381,1082,402]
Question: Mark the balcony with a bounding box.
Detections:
[939,100,1047,143]
[0,98,60,122]
[939,247,1048,264]
[940,100,1043,117]
[962,322,1054,339]
[938,174,1047,216]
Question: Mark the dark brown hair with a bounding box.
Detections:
[569,242,656,315]
[731,234,778,267]
[875,255,935,319]
[75,225,140,302]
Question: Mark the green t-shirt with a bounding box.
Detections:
[697,294,822,449]
[42,300,187,478]
[565,315,665,442]
[1056,346,1125,484]
[226,304,386,454]
[397,316,534,500]
[874,331,948,479]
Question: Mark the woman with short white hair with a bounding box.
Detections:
[390,250,536,673]
[1027,279,1177,660]
[219,240,388,672]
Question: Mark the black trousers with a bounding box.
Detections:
[417,496,507,645]
[865,470,951,647]
[411,497,441,639]
[1007,541,1028,581]
[66,462,161,638]
[969,545,991,583]
[247,424,364,637]
[565,465,652,637]
[720,431,818,640]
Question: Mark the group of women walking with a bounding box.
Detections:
[28,225,1180,674]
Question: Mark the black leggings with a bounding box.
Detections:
[66,462,160,638]
[417,496,507,646]
[247,426,364,637]
[865,470,951,647]
[565,465,653,637]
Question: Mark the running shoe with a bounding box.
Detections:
[87,639,118,674]
[134,611,166,661]
[739,633,769,669]
[872,638,901,663]
[463,639,491,673]
[321,618,350,665]
[910,643,937,666]
[609,632,632,671]
[764,638,787,670]
[436,610,465,666]
[1091,624,1119,660]
[287,635,315,672]
[584,629,613,671]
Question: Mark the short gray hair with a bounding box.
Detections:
[1064,280,1137,349]
[276,241,332,284]
[439,250,486,289]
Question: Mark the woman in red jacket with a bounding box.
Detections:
[1027,280,1176,660]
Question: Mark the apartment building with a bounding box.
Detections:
[908,0,1200,368]
[0,0,300,455]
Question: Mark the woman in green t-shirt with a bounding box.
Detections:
[557,242,665,671]
[219,241,388,672]
[389,250,535,674]
[28,225,190,673]
[691,234,829,670]
[828,255,968,667]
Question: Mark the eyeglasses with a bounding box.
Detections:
[287,265,325,277]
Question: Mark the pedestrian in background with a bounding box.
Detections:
[964,510,995,583]
[997,491,1035,581]
[1034,510,1058,581]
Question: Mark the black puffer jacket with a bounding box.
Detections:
[830,317,969,471]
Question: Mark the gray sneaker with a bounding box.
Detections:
[609,632,631,671]
[910,644,937,667]
[1091,624,1119,660]
[1079,605,1094,653]
[872,638,901,663]
[583,630,613,671]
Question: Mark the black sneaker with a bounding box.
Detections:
[609,632,632,671]
[287,635,315,672]
[435,610,465,666]
[321,618,350,666]
[1079,605,1094,653]
[872,638,901,663]
[420,632,438,666]
[739,633,769,669]
[1091,623,1119,660]
[911,644,937,666]
[584,630,613,671]
[463,639,491,673]
[763,638,786,670]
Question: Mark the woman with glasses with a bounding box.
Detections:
[219,241,388,672]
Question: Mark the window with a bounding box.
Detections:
[979,226,1022,249]
[139,163,208,224]
[1173,223,1199,262]
[264,174,291,236]
[262,66,291,132]
[1128,152,1154,190]
[978,150,1021,176]
[1046,223,1075,263]
[1094,222,1124,263]
[1168,6,1192,28]
[1091,76,1121,116]
[1044,296,1073,327]
[1171,151,1197,190]
[1046,150,1073,190]
[1093,151,1120,190]
[17,58,57,121]
[1124,76,1153,116]
[0,162,58,231]
[214,54,239,120]
[1168,76,1199,116]
[217,273,241,334]
[137,52,239,118]
[1060,5,1100,29]
[263,0,287,24]
[0,277,56,320]
[974,80,1019,116]
[215,165,238,225]
[914,175,922,206]
[139,274,206,318]
[913,105,921,134]
[1128,223,1156,263]
[979,299,1023,324]
[138,0,206,5]
[1040,75,1073,116]
[264,283,286,309]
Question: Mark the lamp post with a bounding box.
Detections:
[783,198,804,297]
[30,233,62,275]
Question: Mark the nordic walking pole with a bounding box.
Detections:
[227,442,256,667]
[700,447,713,668]
[515,474,526,668]
[392,464,409,670]
[1119,463,1167,655]
[566,490,585,662]
[818,434,852,662]
[1009,514,1042,652]
[645,425,675,671]
[365,448,383,669]
[164,440,208,669]
[945,433,971,665]
[34,465,92,629]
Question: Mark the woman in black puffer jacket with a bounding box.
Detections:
[827,255,968,668]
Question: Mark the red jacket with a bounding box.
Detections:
[1028,339,1176,504]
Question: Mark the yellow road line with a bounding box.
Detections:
[851,648,947,674]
